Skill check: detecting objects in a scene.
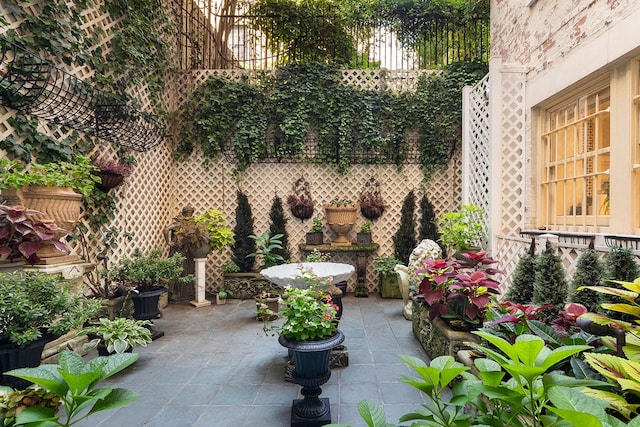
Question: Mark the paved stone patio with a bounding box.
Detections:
[76,294,429,426]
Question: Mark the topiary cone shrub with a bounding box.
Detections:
[533,240,568,322]
[504,238,536,304]
[567,240,603,313]
[418,194,443,254]
[231,190,256,272]
[393,190,416,265]
[602,245,640,321]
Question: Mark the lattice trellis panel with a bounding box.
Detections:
[170,147,462,294]
[499,72,526,235]
[495,234,640,297]
[463,73,491,248]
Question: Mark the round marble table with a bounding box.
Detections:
[260,262,354,290]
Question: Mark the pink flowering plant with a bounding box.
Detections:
[415,251,502,328]
[93,158,134,177]
[264,265,339,341]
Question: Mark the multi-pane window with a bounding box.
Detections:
[541,85,610,230]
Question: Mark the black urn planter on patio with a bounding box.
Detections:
[130,287,167,340]
[279,330,345,426]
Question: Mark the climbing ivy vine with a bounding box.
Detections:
[177,61,487,176]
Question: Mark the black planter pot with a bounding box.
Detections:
[97,343,133,357]
[188,243,212,258]
[0,337,48,390]
[130,287,168,321]
[279,331,345,425]
[306,232,323,245]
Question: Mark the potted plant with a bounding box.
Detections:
[0,271,102,389]
[436,204,484,255]
[323,198,358,246]
[105,248,194,320]
[286,176,314,220]
[0,205,70,265]
[263,265,344,424]
[306,217,324,245]
[373,255,402,298]
[248,232,285,269]
[255,290,281,320]
[92,157,135,192]
[0,156,99,231]
[79,317,152,355]
[358,177,387,220]
[356,220,372,245]
[216,287,233,305]
[415,251,502,330]
[170,209,235,258]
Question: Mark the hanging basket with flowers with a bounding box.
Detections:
[286,177,314,220]
[358,177,388,220]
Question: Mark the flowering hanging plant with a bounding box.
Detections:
[92,158,134,177]
[264,265,339,341]
[415,251,502,328]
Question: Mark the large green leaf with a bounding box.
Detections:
[512,335,545,366]
[540,345,592,370]
[60,369,103,395]
[473,330,519,362]
[88,388,140,415]
[14,406,59,426]
[6,365,67,397]
[528,320,562,346]
[92,353,138,383]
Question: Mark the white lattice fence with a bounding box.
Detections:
[170,149,461,293]
[499,72,526,236]
[463,74,491,248]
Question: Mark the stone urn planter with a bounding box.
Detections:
[20,185,83,231]
[323,203,359,246]
[279,330,345,425]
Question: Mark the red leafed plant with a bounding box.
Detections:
[0,205,70,265]
[416,251,502,328]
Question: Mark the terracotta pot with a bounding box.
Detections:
[20,185,82,231]
[323,204,359,246]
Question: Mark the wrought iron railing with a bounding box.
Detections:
[0,37,163,151]
[173,0,490,71]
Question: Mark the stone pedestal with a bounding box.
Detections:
[190,257,211,307]
[24,261,95,285]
